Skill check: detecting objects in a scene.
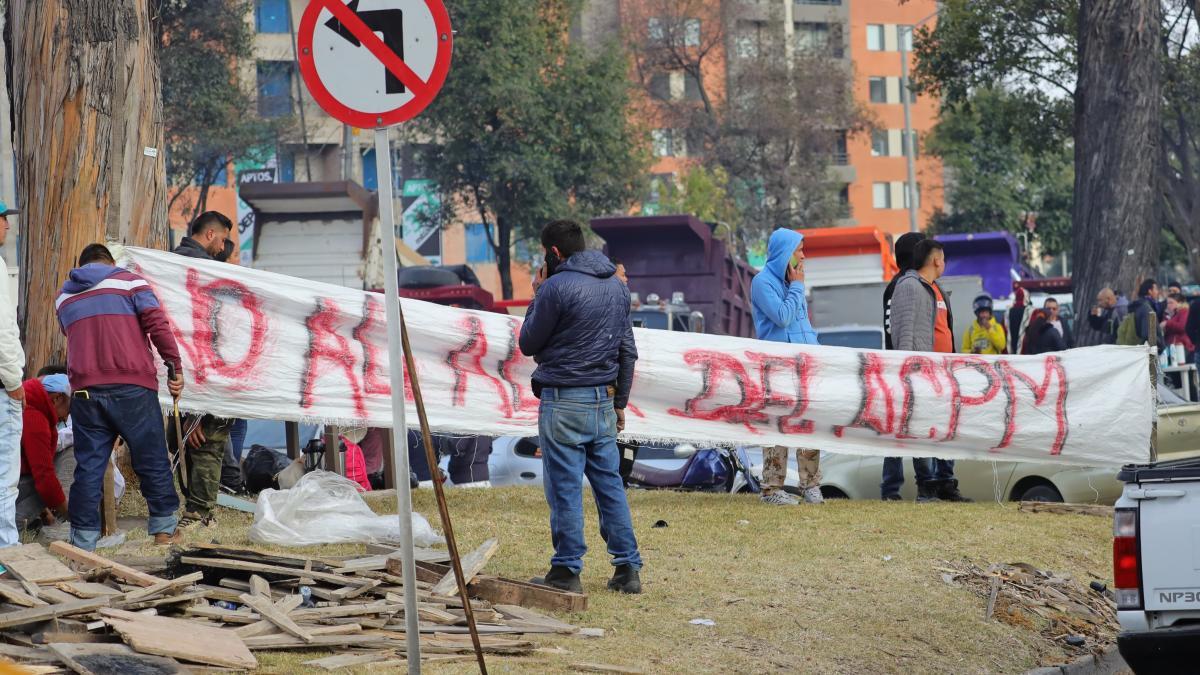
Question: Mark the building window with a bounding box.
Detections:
[279,152,295,183]
[684,19,701,47]
[466,223,496,263]
[899,25,914,52]
[833,131,848,165]
[256,61,293,118]
[871,130,888,157]
[648,17,664,42]
[903,183,921,209]
[649,73,671,101]
[684,72,702,101]
[652,129,685,157]
[795,22,830,53]
[872,182,891,209]
[868,77,887,103]
[255,0,289,34]
[837,186,851,217]
[867,24,885,51]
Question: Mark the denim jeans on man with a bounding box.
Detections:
[539,386,641,574]
[69,385,179,550]
[880,457,955,497]
[0,396,23,546]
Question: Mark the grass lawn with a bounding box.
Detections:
[107,486,1113,674]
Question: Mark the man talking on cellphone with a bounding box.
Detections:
[519,220,642,595]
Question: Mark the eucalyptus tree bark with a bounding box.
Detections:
[7,0,168,372]
[1072,0,1161,346]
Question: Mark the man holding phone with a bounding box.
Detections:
[520,220,642,595]
[750,228,824,506]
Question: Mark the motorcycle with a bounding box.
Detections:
[623,443,770,494]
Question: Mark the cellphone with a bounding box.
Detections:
[544,250,562,277]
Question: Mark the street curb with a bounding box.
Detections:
[1024,647,1128,675]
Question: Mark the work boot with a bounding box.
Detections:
[881,493,903,502]
[607,565,642,594]
[530,565,582,593]
[935,479,974,503]
[153,530,183,546]
[916,481,941,503]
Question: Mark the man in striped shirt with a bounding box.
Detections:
[56,244,185,550]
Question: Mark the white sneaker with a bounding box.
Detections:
[802,486,825,505]
[760,491,799,506]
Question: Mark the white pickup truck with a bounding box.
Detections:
[1114,457,1200,673]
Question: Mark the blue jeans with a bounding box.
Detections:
[880,457,956,496]
[539,386,641,574]
[69,385,179,550]
[229,418,248,461]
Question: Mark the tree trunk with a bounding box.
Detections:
[496,214,514,300]
[1072,0,1161,346]
[8,0,168,372]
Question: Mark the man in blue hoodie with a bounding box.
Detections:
[520,220,642,595]
[751,229,824,506]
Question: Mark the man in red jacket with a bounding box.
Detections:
[16,374,70,528]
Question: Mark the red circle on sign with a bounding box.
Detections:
[298,0,453,128]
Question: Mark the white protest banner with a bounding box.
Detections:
[121,247,1154,467]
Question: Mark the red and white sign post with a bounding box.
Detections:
[298,2,453,670]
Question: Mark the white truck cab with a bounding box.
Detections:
[1114,457,1200,673]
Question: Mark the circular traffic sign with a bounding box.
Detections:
[298,0,453,128]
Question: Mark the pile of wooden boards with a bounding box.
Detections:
[939,559,1118,660]
[0,538,591,672]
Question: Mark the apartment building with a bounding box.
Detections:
[580,0,942,236]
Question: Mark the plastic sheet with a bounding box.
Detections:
[249,470,443,547]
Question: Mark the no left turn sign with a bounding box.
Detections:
[298,0,453,128]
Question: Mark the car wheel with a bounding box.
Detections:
[820,486,848,500]
[1019,483,1063,503]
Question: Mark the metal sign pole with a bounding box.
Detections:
[374,125,421,673]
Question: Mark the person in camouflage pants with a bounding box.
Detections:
[178,415,233,527]
[761,447,821,499]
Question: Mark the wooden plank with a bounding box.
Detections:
[302,653,394,670]
[233,594,305,638]
[240,633,390,650]
[0,580,46,607]
[118,589,210,611]
[0,544,79,584]
[100,608,256,669]
[48,543,164,588]
[179,556,359,586]
[194,584,245,604]
[404,559,587,613]
[120,571,204,603]
[0,598,109,629]
[0,643,58,663]
[238,593,314,643]
[183,605,260,624]
[417,606,461,625]
[49,642,185,675]
[33,632,121,645]
[430,538,498,597]
[56,582,123,600]
[290,601,403,621]
[572,663,645,674]
[37,587,84,604]
[495,604,579,633]
[249,575,271,598]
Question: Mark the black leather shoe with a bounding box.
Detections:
[530,565,582,593]
[916,481,941,503]
[607,564,642,594]
[936,478,974,503]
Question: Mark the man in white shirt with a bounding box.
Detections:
[0,200,26,548]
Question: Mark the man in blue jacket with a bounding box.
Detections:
[751,228,824,506]
[520,220,642,595]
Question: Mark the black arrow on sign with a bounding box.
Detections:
[325,0,406,94]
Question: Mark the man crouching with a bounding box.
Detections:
[519,220,642,595]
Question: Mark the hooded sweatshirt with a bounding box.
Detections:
[519,250,637,408]
[55,264,181,392]
[751,229,818,345]
[20,378,65,510]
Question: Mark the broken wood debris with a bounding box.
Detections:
[0,540,587,670]
[939,559,1118,656]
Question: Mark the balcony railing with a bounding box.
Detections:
[831,151,849,165]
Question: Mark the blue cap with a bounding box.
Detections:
[0,200,18,217]
[40,374,70,395]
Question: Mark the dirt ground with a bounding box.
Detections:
[104,485,1114,674]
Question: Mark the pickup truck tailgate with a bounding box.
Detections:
[1137,484,1200,611]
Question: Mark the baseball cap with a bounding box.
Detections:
[40,374,71,395]
[0,200,19,217]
